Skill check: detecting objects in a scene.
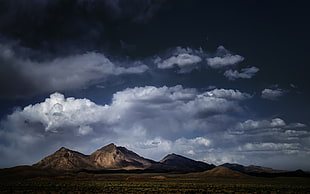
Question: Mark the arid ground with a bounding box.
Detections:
[1,169,310,193]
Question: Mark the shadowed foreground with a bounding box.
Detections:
[1,170,310,193]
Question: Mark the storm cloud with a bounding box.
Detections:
[0,43,148,98]
[0,0,166,55]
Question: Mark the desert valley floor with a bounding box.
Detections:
[1,168,310,193]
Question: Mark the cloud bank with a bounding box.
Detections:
[0,86,250,166]
[1,86,309,170]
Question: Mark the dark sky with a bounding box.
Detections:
[0,0,309,170]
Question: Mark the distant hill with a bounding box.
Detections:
[221,163,309,177]
[199,166,249,178]
[156,153,215,172]
[221,163,286,174]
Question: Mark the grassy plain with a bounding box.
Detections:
[1,171,310,193]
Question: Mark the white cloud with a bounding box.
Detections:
[228,118,299,135]
[155,46,249,74]
[242,118,285,130]
[0,43,148,97]
[223,118,310,169]
[16,92,109,133]
[228,118,309,153]
[155,47,203,73]
[126,136,212,160]
[204,88,252,100]
[157,54,202,71]
[206,46,244,68]
[261,88,286,100]
[224,66,259,80]
[78,125,94,136]
[207,55,244,68]
[241,143,300,152]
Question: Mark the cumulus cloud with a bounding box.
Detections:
[155,46,249,73]
[1,87,309,170]
[261,88,286,100]
[0,85,251,166]
[206,46,244,68]
[0,44,148,98]
[224,67,259,80]
[155,47,204,73]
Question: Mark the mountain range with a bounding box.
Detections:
[4,143,308,178]
[33,143,215,173]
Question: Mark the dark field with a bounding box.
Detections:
[1,172,310,193]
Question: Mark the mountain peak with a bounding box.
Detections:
[159,153,215,172]
[90,144,154,169]
[106,143,117,148]
[57,147,70,152]
[33,147,95,170]
[160,153,179,160]
[97,143,117,152]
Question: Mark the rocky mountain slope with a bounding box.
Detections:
[90,143,155,170]
[33,147,95,170]
[157,153,215,172]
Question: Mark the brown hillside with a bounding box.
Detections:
[33,147,95,171]
[90,143,155,169]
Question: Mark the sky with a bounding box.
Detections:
[0,0,310,171]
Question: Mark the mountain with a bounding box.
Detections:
[32,144,215,172]
[8,144,309,178]
[157,153,215,172]
[33,147,95,171]
[90,143,155,170]
[199,166,249,178]
[33,144,155,171]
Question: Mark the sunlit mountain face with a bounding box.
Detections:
[0,0,309,171]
